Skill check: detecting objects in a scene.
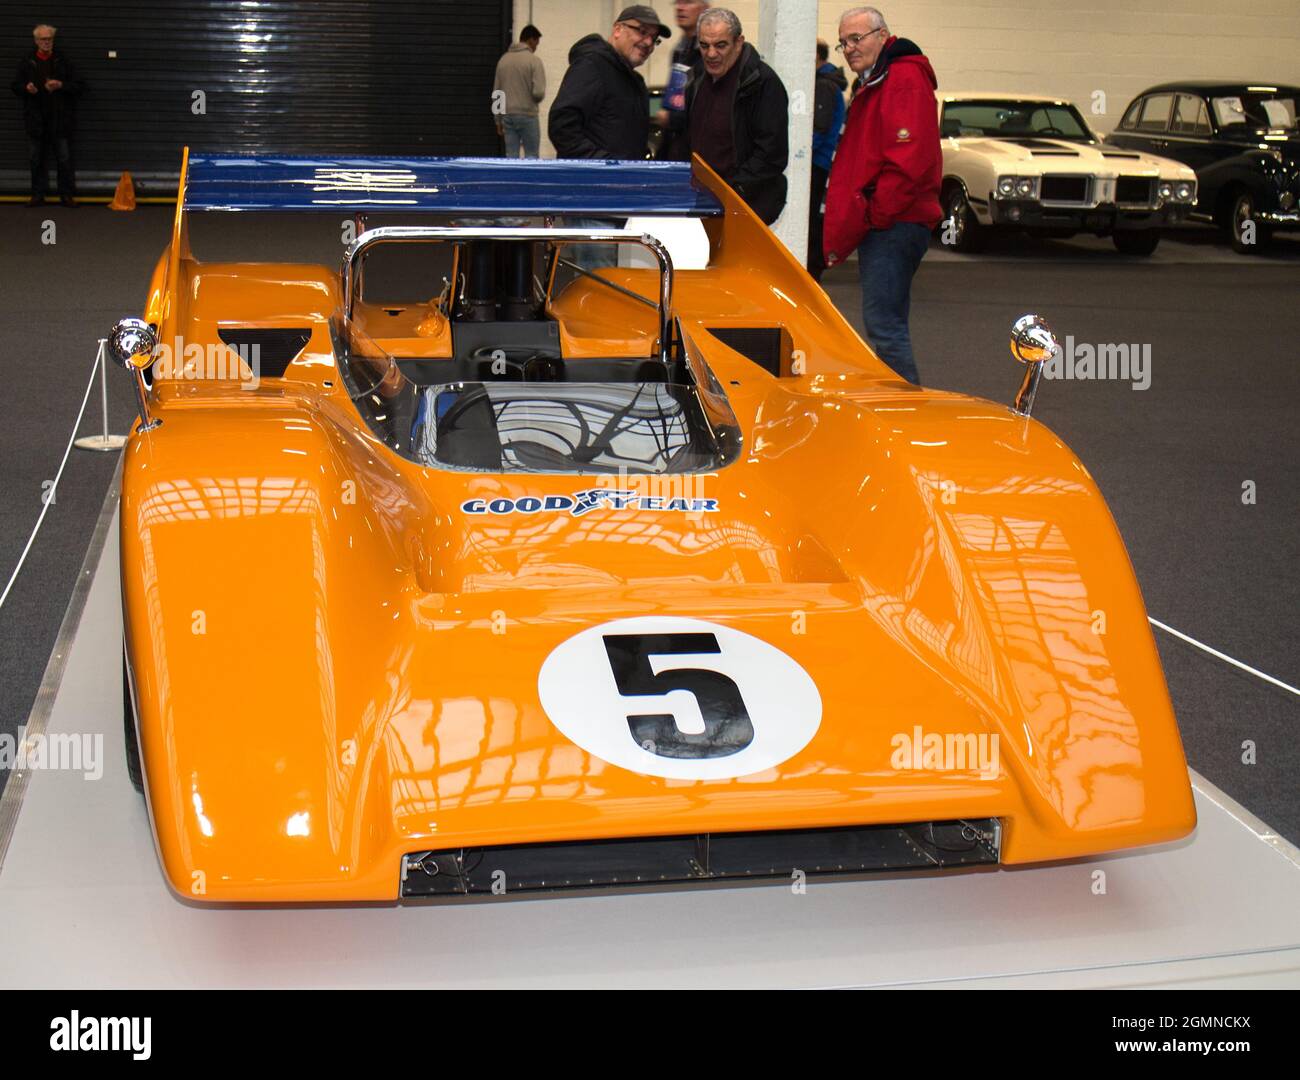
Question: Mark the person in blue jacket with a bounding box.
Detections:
[808,40,848,280]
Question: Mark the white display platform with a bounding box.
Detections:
[1,493,1297,989]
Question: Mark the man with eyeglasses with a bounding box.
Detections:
[548,5,670,161]
[549,7,670,270]
[11,24,85,207]
[823,7,941,384]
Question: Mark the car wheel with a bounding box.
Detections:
[1113,230,1160,256]
[941,187,983,253]
[123,650,143,793]
[1229,191,1273,254]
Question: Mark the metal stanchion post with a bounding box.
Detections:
[74,339,128,451]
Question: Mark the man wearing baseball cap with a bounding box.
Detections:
[548,6,670,160]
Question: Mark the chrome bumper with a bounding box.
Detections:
[1257,208,1300,226]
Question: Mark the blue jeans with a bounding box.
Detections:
[857,221,930,384]
[501,115,540,159]
[565,217,618,272]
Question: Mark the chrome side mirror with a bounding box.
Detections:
[1009,314,1058,417]
[109,317,161,431]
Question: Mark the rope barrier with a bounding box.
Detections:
[0,345,110,612]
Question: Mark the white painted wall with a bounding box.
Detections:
[512,0,1300,157]
[760,0,817,257]
[814,0,1300,135]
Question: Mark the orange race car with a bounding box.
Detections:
[111,150,1195,903]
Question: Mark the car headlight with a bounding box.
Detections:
[997,176,1016,196]
[1158,182,1173,199]
[1175,181,1194,201]
[1016,178,1035,197]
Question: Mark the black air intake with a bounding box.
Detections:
[401,819,1000,898]
[707,326,789,377]
[215,328,311,378]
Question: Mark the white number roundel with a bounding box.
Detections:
[537,616,822,780]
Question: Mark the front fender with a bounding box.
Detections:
[750,382,1196,862]
[121,386,436,900]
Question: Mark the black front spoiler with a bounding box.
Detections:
[400,819,1001,898]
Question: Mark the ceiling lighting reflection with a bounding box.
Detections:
[191,790,214,837]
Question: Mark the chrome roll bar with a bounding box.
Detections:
[341,226,674,360]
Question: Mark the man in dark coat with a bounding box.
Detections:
[11,24,85,206]
[679,8,788,225]
[548,6,669,160]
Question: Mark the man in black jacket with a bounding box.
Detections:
[548,6,670,160]
[11,24,84,206]
[680,9,788,224]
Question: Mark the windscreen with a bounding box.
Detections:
[943,101,1095,142]
[332,317,739,475]
[413,382,731,473]
[1212,93,1298,131]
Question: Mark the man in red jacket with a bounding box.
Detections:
[823,7,940,384]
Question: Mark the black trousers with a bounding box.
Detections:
[28,130,75,199]
[807,164,830,281]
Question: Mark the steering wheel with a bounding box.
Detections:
[1036,124,1066,135]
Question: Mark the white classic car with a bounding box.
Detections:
[937,93,1198,254]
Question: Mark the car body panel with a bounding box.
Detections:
[120,152,1196,902]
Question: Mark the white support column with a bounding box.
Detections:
[758,0,817,261]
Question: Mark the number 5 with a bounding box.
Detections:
[602,633,755,759]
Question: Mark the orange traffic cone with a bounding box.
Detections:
[108,171,136,211]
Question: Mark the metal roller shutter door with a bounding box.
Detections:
[2,0,510,195]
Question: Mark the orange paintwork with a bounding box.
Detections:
[119,153,1195,902]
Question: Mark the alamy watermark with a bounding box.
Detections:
[150,334,261,390]
[50,1011,151,1060]
[890,725,1000,779]
[1042,337,1151,390]
[585,468,717,522]
[0,724,103,780]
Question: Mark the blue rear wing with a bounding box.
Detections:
[182,154,725,216]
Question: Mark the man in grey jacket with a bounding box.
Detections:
[493,25,546,158]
